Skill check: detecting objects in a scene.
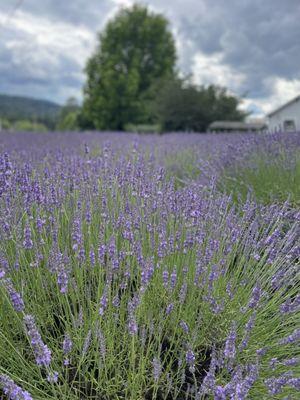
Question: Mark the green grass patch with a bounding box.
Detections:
[220,148,300,206]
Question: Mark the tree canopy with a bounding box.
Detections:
[82,4,176,130]
[152,78,248,132]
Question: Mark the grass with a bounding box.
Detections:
[219,147,300,207]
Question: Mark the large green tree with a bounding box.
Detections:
[82,4,176,130]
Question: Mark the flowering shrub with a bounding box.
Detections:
[0,132,299,399]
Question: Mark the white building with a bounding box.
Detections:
[268,95,300,133]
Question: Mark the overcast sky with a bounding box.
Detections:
[0,0,299,116]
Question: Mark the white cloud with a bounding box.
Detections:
[7,10,95,65]
[241,77,300,116]
[192,52,246,91]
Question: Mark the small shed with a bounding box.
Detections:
[268,95,300,133]
[208,120,267,133]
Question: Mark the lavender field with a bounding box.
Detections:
[0,131,299,400]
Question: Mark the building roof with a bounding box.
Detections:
[268,95,300,117]
[208,120,266,130]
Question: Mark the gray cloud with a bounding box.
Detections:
[156,0,300,99]
[0,0,299,111]
[0,0,113,29]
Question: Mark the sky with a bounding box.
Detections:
[0,0,300,116]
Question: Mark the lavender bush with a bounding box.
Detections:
[0,131,299,399]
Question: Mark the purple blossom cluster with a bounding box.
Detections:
[24,314,52,367]
[1,277,25,312]
[0,374,32,400]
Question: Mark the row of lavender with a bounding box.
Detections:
[0,132,299,399]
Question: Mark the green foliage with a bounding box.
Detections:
[124,123,161,133]
[0,94,61,129]
[220,148,300,206]
[153,77,247,132]
[56,98,80,131]
[82,4,176,130]
[0,118,11,130]
[13,120,48,132]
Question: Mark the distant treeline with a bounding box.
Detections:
[0,94,61,130]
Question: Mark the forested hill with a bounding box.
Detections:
[0,94,61,126]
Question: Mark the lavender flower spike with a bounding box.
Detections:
[0,374,32,400]
[279,328,300,345]
[224,322,237,360]
[63,333,73,355]
[152,357,162,382]
[24,314,52,367]
[186,349,196,373]
[2,278,25,312]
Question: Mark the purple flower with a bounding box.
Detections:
[239,312,256,350]
[186,349,196,373]
[24,314,52,367]
[166,303,174,315]
[256,347,268,357]
[63,334,73,355]
[234,363,259,399]
[283,357,300,367]
[47,371,59,383]
[170,268,177,291]
[265,372,293,395]
[99,289,108,316]
[95,325,106,359]
[224,322,237,360]
[269,358,278,370]
[162,270,169,288]
[179,281,188,304]
[214,386,226,400]
[152,357,162,382]
[288,377,300,390]
[112,295,120,308]
[280,295,300,314]
[128,316,138,336]
[82,330,92,355]
[2,278,25,312]
[57,263,70,294]
[279,328,300,345]
[23,224,33,249]
[248,284,262,309]
[0,374,32,400]
[89,249,96,267]
[180,320,189,334]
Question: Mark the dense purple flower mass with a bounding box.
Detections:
[0,131,299,399]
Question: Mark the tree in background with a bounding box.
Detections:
[56,97,80,131]
[153,77,248,132]
[82,4,176,130]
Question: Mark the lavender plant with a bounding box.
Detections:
[0,131,299,399]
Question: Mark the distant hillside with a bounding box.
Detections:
[0,94,62,128]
